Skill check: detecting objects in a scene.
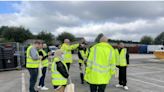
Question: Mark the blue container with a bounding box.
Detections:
[139,45,147,54]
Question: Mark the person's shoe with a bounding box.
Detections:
[81,81,84,84]
[37,86,41,89]
[123,86,128,90]
[40,86,49,90]
[115,84,122,88]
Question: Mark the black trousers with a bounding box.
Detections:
[66,63,71,71]
[118,66,127,86]
[27,68,38,92]
[90,84,107,92]
[79,63,85,84]
[39,67,47,87]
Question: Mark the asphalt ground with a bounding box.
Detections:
[0,54,164,92]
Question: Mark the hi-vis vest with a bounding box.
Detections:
[26,45,40,68]
[51,57,68,86]
[84,42,116,84]
[39,49,49,67]
[78,49,89,64]
[61,43,79,63]
[115,48,127,66]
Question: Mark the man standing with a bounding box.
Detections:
[84,36,116,92]
[37,43,50,90]
[26,40,43,92]
[60,39,79,70]
[115,42,129,90]
[78,39,89,84]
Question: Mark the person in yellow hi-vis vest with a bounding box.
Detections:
[61,39,79,71]
[26,40,43,92]
[84,36,116,92]
[115,42,129,90]
[78,40,89,84]
[37,43,51,90]
[51,49,69,92]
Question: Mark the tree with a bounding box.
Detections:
[57,32,76,43]
[94,33,104,43]
[2,26,33,43]
[140,36,153,44]
[154,32,164,45]
[0,26,8,37]
[37,31,55,45]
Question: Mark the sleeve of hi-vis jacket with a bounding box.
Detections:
[61,44,79,51]
[110,48,116,76]
[70,44,79,50]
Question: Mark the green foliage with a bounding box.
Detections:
[57,32,76,43]
[140,36,153,44]
[36,31,55,45]
[154,32,164,45]
[1,26,33,43]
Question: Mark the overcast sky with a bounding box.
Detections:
[0,1,164,41]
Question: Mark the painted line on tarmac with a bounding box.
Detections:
[129,63,161,67]
[128,71,164,76]
[22,73,26,92]
[130,64,164,70]
[128,77,164,89]
[139,66,164,71]
[130,75,164,83]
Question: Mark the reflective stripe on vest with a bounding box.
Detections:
[87,47,113,73]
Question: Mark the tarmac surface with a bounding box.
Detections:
[0,54,164,92]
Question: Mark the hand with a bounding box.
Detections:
[48,52,52,56]
[80,44,85,47]
[39,56,43,60]
[84,59,87,63]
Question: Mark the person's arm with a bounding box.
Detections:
[30,47,40,60]
[61,44,79,51]
[110,48,116,75]
[70,44,79,50]
[39,51,43,56]
[78,51,84,60]
[126,48,129,65]
[39,50,48,60]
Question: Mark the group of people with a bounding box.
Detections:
[26,35,129,92]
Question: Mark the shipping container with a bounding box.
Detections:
[127,46,139,53]
[139,45,148,54]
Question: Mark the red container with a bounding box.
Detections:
[127,46,139,53]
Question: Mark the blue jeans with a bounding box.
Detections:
[27,68,38,92]
[39,67,47,87]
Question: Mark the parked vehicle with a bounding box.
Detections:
[147,45,163,53]
[49,46,58,53]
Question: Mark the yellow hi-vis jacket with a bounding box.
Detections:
[115,48,127,66]
[39,49,49,67]
[51,57,67,86]
[78,49,89,64]
[84,42,116,84]
[61,43,79,63]
[26,45,40,68]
